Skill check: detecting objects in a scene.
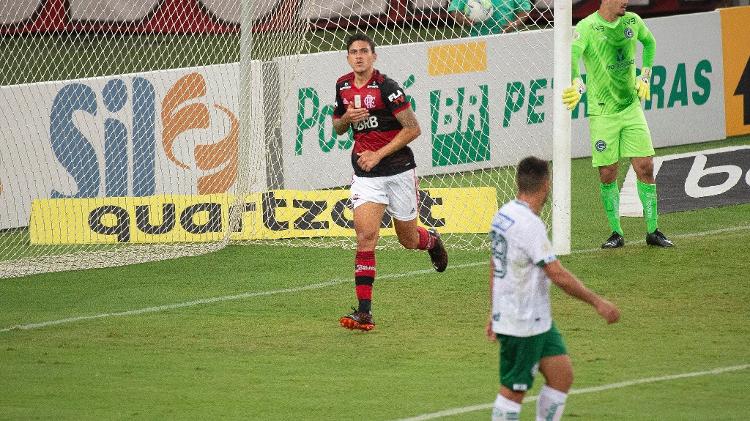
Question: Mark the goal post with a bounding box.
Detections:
[553,0,573,255]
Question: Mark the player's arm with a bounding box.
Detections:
[332,115,351,136]
[332,107,369,136]
[447,1,473,27]
[357,106,420,171]
[486,258,496,341]
[501,11,529,33]
[635,15,656,101]
[450,10,474,27]
[502,1,532,33]
[543,260,620,324]
[332,88,369,135]
[563,25,587,110]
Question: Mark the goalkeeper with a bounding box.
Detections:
[562,0,673,248]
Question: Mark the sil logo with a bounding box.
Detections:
[595,140,607,152]
[624,27,633,38]
[49,72,238,199]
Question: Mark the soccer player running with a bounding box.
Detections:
[562,0,674,248]
[487,156,620,421]
[333,33,448,332]
[448,0,531,36]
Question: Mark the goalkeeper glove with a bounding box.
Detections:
[562,78,586,111]
[636,67,651,101]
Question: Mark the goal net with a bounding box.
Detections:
[0,0,568,278]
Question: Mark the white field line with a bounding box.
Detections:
[0,262,485,333]
[2,224,749,333]
[396,364,750,421]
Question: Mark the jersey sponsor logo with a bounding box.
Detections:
[388,89,406,105]
[340,83,351,90]
[367,82,379,88]
[624,27,634,38]
[353,115,379,131]
[512,384,528,392]
[595,140,607,151]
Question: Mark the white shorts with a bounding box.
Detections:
[350,169,418,221]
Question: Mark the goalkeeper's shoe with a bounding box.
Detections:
[646,229,674,247]
[562,78,586,110]
[601,232,625,249]
[339,308,375,331]
[428,229,448,272]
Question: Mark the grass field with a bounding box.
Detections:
[1,136,749,419]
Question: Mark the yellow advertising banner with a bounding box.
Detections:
[29,188,497,244]
[721,6,750,136]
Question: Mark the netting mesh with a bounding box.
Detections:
[0,0,556,278]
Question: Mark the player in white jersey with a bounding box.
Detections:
[487,156,620,421]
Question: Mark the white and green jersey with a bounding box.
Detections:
[489,200,556,337]
[571,11,656,115]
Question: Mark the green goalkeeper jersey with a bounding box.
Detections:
[571,11,656,116]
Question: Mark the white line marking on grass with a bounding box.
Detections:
[396,364,750,421]
[0,262,486,333]
[2,225,749,333]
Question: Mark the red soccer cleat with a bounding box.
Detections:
[339,308,375,331]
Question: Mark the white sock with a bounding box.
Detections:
[536,385,567,421]
[492,393,521,421]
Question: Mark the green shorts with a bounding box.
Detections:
[496,322,567,392]
[589,101,654,167]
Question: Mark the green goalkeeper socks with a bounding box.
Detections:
[599,182,623,236]
[637,180,659,234]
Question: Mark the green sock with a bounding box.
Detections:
[599,182,623,236]
[637,180,659,234]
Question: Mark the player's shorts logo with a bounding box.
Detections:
[624,27,633,38]
[595,140,607,152]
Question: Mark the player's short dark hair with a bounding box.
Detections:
[516,156,550,193]
[345,33,376,53]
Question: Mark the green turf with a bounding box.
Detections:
[1,137,749,419]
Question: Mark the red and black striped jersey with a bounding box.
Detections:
[333,70,417,177]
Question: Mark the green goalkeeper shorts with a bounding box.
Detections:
[496,322,568,392]
[589,101,654,167]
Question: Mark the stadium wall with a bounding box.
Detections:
[1,8,748,229]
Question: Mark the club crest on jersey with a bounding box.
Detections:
[624,27,633,38]
[595,140,607,152]
[364,94,376,109]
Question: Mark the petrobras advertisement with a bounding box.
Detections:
[281,11,725,189]
[0,64,261,230]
